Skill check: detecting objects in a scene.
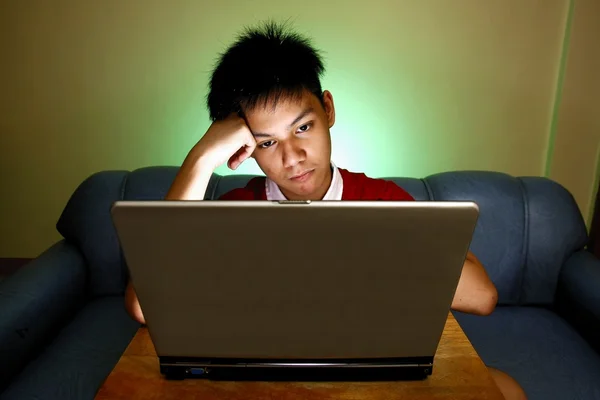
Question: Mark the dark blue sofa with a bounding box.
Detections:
[1,166,599,400]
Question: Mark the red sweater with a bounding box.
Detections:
[219,168,414,201]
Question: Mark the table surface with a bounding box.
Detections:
[96,313,503,400]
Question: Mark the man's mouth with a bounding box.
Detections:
[290,169,314,182]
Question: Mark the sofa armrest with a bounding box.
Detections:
[0,240,87,391]
[556,250,600,354]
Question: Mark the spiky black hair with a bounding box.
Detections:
[207,20,326,121]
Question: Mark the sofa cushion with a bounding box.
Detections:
[519,178,588,304]
[121,166,257,201]
[454,307,600,400]
[383,177,430,200]
[1,296,139,400]
[0,240,86,392]
[57,171,130,297]
[122,166,179,200]
[424,171,528,305]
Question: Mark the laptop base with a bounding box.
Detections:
[160,356,433,381]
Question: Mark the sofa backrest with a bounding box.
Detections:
[56,166,588,305]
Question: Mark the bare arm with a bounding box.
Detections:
[123,115,256,324]
[164,150,214,200]
[451,251,498,316]
[166,114,256,200]
[125,280,146,324]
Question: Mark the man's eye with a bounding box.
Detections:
[297,123,312,133]
[259,140,275,149]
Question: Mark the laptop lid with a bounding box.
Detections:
[111,201,478,361]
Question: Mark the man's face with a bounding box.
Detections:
[245,90,336,200]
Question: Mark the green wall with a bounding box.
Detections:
[1,0,591,257]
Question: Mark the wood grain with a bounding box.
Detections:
[96,314,503,399]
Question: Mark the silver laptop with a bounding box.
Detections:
[111,200,479,381]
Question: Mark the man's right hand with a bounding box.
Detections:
[164,114,256,201]
[191,114,257,171]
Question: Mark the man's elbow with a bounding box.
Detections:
[476,284,498,316]
[127,301,146,325]
[124,281,146,325]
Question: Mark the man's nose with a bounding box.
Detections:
[281,140,306,169]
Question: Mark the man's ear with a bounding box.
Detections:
[322,90,336,128]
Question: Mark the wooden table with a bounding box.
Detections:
[96,314,503,399]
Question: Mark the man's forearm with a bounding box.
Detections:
[165,150,214,200]
[451,252,498,316]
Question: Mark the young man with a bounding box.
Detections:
[124,21,525,399]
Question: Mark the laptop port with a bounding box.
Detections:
[189,368,205,376]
